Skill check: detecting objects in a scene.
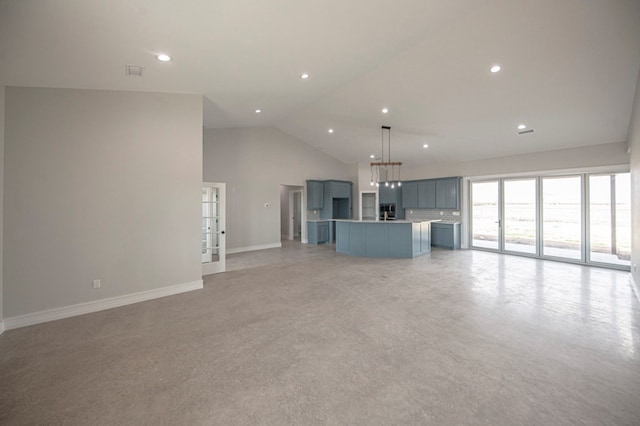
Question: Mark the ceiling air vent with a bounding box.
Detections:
[125,64,144,77]
[518,129,534,135]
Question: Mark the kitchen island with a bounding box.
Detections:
[334,220,434,258]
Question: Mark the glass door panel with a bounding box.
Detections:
[202,182,226,275]
[503,179,537,254]
[614,173,631,266]
[471,181,500,250]
[202,187,220,263]
[542,176,582,260]
[588,175,612,263]
[589,173,631,266]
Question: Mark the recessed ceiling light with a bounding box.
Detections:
[300,73,310,79]
[381,108,389,114]
[490,65,501,73]
[157,54,172,62]
[517,124,527,130]
[370,154,375,158]
[423,144,429,148]
[328,128,334,133]
[255,109,262,113]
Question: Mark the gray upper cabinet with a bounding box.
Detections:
[402,181,418,208]
[401,177,460,210]
[379,185,400,204]
[319,180,353,222]
[417,180,436,209]
[435,177,460,209]
[306,180,324,210]
[329,181,351,199]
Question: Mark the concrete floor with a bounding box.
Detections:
[1,242,639,425]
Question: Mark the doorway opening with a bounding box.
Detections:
[359,191,378,220]
[280,185,304,242]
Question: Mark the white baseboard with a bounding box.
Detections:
[0,320,5,336]
[3,280,203,331]
[227,242,282,255]
[631,274,640,305]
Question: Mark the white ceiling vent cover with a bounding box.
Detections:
[125,65,144,77]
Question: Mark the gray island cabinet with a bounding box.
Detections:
[335,220,433,258]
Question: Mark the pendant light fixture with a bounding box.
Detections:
[370,126,402,188]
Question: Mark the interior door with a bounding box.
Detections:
[202,182,226,275]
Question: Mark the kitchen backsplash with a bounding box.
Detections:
[405,209,461,222]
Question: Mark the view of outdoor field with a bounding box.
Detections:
[471,173,630,267]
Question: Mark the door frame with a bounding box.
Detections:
[202,182,226,276]
[359,190,378,220]
[467,167,631,271]
[288,189,303,240]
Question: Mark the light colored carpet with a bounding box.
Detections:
[1,242,639,425]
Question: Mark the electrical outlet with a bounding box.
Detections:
[440,211,444,215]
[452,211,460,216]
[409,210,413,214]
[92,279,101,289]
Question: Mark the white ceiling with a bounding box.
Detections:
[1,0,640,166]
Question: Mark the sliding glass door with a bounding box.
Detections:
[469,172,629,270]
[542,176,582,260]
[503,179,537,254]
[471,181,500,250]
[588,173,631,267]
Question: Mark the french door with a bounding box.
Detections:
[470,173,630,269]
[202,182,226,275]
[471,178,538,255]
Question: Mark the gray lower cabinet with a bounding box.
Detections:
[308,221,329,244]
[431,222,461,249]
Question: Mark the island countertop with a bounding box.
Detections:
[335,220,432,258]
[331,219,441,224]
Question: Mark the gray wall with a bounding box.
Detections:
[628,71,640,290]
[401,141,630,180]
[203,127,351,251]
[0,86,4,322]
[4,87,203,318]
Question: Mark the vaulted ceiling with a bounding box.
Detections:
[2,0,639,166]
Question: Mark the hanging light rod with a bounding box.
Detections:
[370,126,403,187]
